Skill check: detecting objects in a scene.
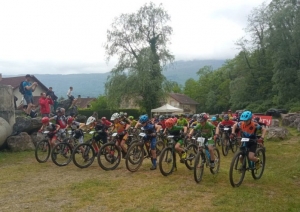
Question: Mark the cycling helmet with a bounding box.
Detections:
[86,116,96,125]
[192,114,197,120]
[223,114,229,121]
[198,113,208,122]
[110,113,120,121]
[101,117,106,121]
[165,118,174,128]
[42,117,49,124]
[254,116,260,122]
[211,116,217,121]
[67,117,74,124]
[128,116,134,120]
[228,109,232,112]
[240,111,252,121]
[159,115,165,121]
[139,115,149,124]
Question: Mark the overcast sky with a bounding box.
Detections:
[0,0,270,76]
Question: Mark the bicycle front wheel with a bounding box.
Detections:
[210,147,220,174]
[185,143,198,170]
[222,137,229,156]
[194,152,205,183]
[229,151,246,187]
[251,147,266,180]
[51,142,73,166]
[156,140,165,157]
[158,147,175,176]
[35,140,51,163]
[72,143,95,168]
[97,143,121,171]
[125,142,144,172]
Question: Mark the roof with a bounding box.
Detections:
[151,104,183,113]
[76,97,97,108]
[1,75,48,91]
[169,93,199,105]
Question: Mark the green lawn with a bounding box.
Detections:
[0,133,300,212]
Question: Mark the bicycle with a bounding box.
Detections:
[221,125,238,156]
[125,131,165,172]
[194,136,220,183]
[35,131,52,163]
[229,137,266,187]
[72,131,103,168]
[158,134,198,176]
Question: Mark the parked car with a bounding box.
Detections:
[266,108,288,117]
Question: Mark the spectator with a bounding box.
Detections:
[46,87,58,113]
[39,92,54,117]
[67,86,77,108]
[21,96,28,113]
[23,74,38,117]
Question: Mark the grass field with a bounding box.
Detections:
[0,130,300,212]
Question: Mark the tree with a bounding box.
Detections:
[104,2,174,114]
[91,95,108,110]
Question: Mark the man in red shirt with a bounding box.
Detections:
[214,114,236,140]
[39,92,54,117]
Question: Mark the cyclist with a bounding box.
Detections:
[253,116,267,150]
[215,114,222,122]
[67,117,84,144]
[214,114,236,141]
[93,118,110,145]
[231,111,266,169]
[177,114,189,127]
[164,118,188,163]
[189,114,198,128]
[134,115,160,170]
[188,113,216,168]
[128,116,137,128]
[110,112,130,158]
[50,107,68,139]
[101,117,113,128]
[38,117,60,148]
[209,116,219,127]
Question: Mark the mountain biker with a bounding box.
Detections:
[209,116,219,127]
[38,117,60,148]
[177,113,189,127]
[215,114,222,122]
[231,111,266,169]
[67,116,84,144]
[134,114,160,170]
[214,114,236,141]
[128,116,137,128]
[101,117,113,128]
[50,107,68,139]
[188,113,216,168]
[164,118,188,163]
[110,112,130,158]
[253,116,267,150]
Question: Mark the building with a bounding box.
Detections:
[75,96,97,109]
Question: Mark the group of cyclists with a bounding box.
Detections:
[37,108,267,184]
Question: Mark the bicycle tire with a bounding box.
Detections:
[97,143,121,171]
[158,147,175,176]
[230,138,238,153]
[184,143,198,170]
[72,143,95,168]
[229,151,246,187]
[125,142,144,172]
[156,140,165,157]
[251,147,266,180]
[209,147,220,174]
[35,140,51,163]
[194,151,205,183]
[222,137,229,156]
[51,142,73,166]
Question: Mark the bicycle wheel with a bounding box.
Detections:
[185,143,198,170]
[97,143,121,171]
[229,151,246,187]
[222,136,229,156]
[156,140,165,157]
[251,148,266,180]
[125,142,144,172]
[72,143,95,168]
[158,147,175,176]
[35,140,51,163]
[194,152,205,183]
[210,147,220,174]
[230,139,238,153]
[51,142,73,166]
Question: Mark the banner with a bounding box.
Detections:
[253,115,272,126]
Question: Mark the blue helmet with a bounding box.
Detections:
[211,116,217,121]
[139,115,149,124]
[240,111,252,121]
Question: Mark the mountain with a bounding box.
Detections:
[35,59,225,98]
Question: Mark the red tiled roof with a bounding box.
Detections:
[169,93,199,105]
[76,97,96,108]
[1,75,48,91]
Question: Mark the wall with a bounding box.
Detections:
[0,84,15,126]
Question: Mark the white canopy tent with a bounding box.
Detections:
[151,104,183,114]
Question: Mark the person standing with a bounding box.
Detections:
[23,74,38,117]
[67,86,77,108]
[46,87,58,113]
[39,92,54,117]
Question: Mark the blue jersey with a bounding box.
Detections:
[143,122,156,135]
[23,81,32,96]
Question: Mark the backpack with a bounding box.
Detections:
[19,81,26,94]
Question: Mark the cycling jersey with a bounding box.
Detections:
[142,122,157,150]
[193,122,215,139]
[219,120,236,127]
[177,118,188,126]
[237,121,261,139]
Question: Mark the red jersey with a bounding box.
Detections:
[219,120,235,127]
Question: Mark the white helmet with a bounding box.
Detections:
[86,116,96,125]
[110,113,120,121]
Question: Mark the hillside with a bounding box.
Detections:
[35,59,225,98]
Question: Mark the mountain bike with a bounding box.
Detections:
[229,137,266,187]
[35,131,52,163]
[125,131,165,172]
[194,137,220,183]
[221,126,238,156]
[72,131,103,168]
[158,134,198,176]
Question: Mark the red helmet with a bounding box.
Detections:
[101,117,106,121]
[67,117,74,124]
[42,117,49,124]
[165,118,174,128]
[198,113,208,122]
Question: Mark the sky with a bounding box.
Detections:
[0,0,270,76]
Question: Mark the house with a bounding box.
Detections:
[1,75,48,107]
[167,93,199,114]
[75,96,97,109]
